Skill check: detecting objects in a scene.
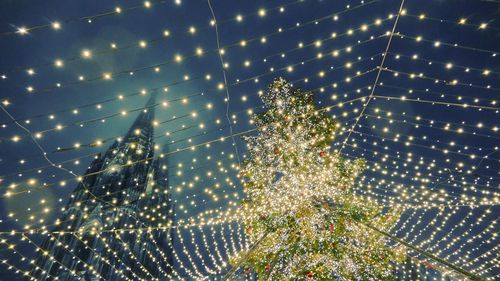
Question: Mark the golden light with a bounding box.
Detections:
[17,26,28,35]
[103,73,112,80]
[51,21,61,30]
[81,49,92,59]
[54,59,64,68]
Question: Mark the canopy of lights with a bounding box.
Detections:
[0,0,498,280]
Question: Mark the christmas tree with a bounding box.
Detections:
[232,78,404,280]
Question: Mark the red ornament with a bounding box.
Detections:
[307,271,314,279]
[265,263,271,271]
[329,224,335,231]
[260,214,267,220]
[274,147,280,155]
[319,151,326,157]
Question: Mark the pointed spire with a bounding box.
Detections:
[123,90,158,142]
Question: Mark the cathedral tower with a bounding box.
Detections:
[32,93,175,280]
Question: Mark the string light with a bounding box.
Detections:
[0,1,496,280]
[54,59,64,68]
[16,26,28,35]
[51,21,61,30]
[81,49,92,59]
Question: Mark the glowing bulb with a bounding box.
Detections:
[81,49,92,59]
[17,26,28,35]
[103,73,112,80]
[51,21,61,30]
[54,59,64,68]
[258,9,266,17]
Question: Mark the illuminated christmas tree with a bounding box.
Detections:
[232,78,404,280]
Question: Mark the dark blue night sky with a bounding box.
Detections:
[0,0,498,280]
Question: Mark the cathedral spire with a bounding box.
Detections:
[32,88,176,280]
[123,90,158,143]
